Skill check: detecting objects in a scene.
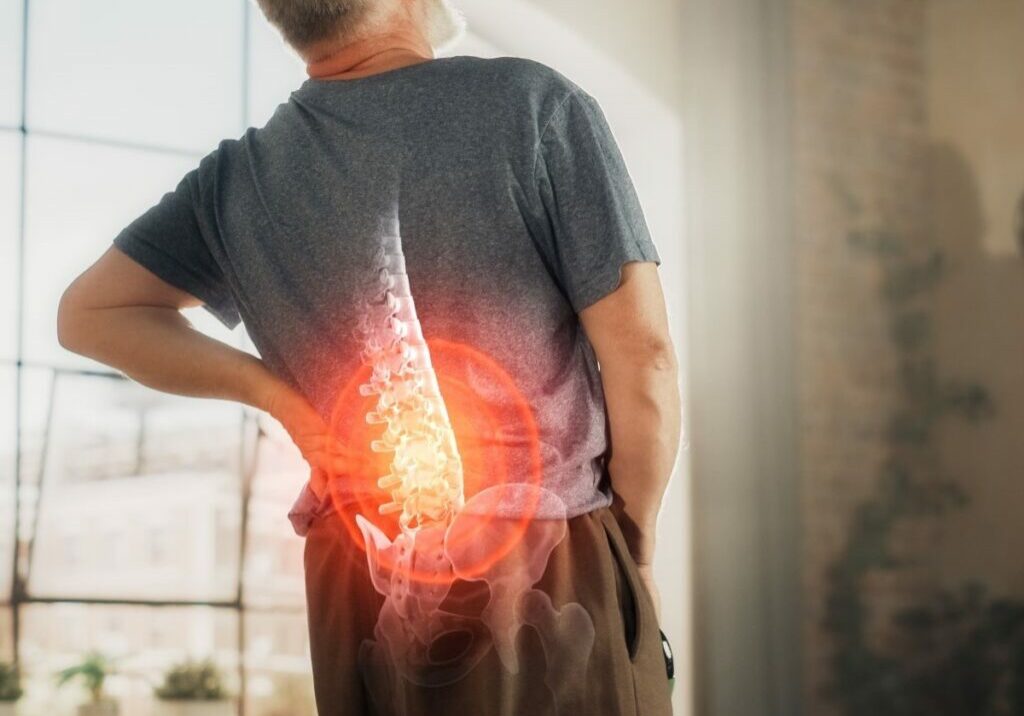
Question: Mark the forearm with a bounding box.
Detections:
[59,304,282,411]
[602,356,681,565]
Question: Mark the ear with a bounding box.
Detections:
[419,0,466,52]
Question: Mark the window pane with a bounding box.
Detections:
[242,422,317,716]
[247,11,307,129]
[20,604,238,715]
[0,367,13,601]
[0,606,10,662]
[22,136,240,368]
[245,611,315,716]
[243,418,308,609]
[24,370,243,601]
[27,0,243,152]
[0,130,18,361]
[0,0,21,127]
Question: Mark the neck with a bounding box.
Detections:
[304,27,435,81]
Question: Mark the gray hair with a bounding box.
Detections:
[253,0,383,49]
[255,0,465,51]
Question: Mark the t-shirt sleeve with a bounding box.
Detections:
[534,88,661,314]
[112,155,242,330]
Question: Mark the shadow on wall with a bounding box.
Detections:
[821,141,1024,716]
[1017,192,1024,257]
[928,143,1024,603]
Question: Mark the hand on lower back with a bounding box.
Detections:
[263,382,349,499]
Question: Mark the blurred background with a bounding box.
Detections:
[1,0,1023,715]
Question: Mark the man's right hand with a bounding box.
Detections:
[578,261,680,628]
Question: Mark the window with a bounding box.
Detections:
[0,133,18,361]
[26,0,243,152]
[2,3,496,712]
[22,136,204,368]
[0,1,22,128]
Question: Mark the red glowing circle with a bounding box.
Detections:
[321,338,544,585]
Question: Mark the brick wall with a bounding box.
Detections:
[789,1,933,711]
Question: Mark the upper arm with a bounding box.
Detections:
[534,89,662,314]
[60,245,204,312]
[64,151,241,334]
[533,91,672,368]
[57,246,203,347]
[56,153,239,345]
[578,261,676,371]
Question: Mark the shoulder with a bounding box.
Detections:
[177,132,247,203]
[462,56,579,95]
[466,56,575,88]
[450,55,590,124]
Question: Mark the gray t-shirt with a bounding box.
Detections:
[112,55,660,534]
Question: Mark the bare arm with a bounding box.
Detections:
[578,261,681,575]
[57,246,337,494]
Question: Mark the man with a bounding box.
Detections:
[56,0,681,713]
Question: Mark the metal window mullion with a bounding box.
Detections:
[236,4,252,713]
[9,0,31,669]
[21,368,56,589]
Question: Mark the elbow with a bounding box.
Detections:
[599,335,679,376]
[637,336,679,374]
[56,286,87,354]
[653,344,679,373]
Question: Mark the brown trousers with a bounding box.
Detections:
[303,506,673,715]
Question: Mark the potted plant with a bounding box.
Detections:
[0,662,23,716]
[153,660,232,716]
[56,651,118,716]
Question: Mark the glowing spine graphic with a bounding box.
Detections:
[352,219,597,709]
[355,222,464,533]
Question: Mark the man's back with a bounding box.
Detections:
[58,15,677,705]
[113,55,661,525]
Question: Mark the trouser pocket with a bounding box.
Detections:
[598,509,675,715]
[599,510,649,662]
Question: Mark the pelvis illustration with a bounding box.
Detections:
[350,221,595,712]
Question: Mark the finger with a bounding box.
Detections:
[295,439,352,466]
[289,424,333,445]
[294,433,353,455]
[310,467,329,500]
[293,434,332,454]
[303,449,359,476]
[304,449,336,473]
[301,442,362,465]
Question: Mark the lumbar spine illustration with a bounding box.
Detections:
[355,220,465,533]
[353,218,479,694]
